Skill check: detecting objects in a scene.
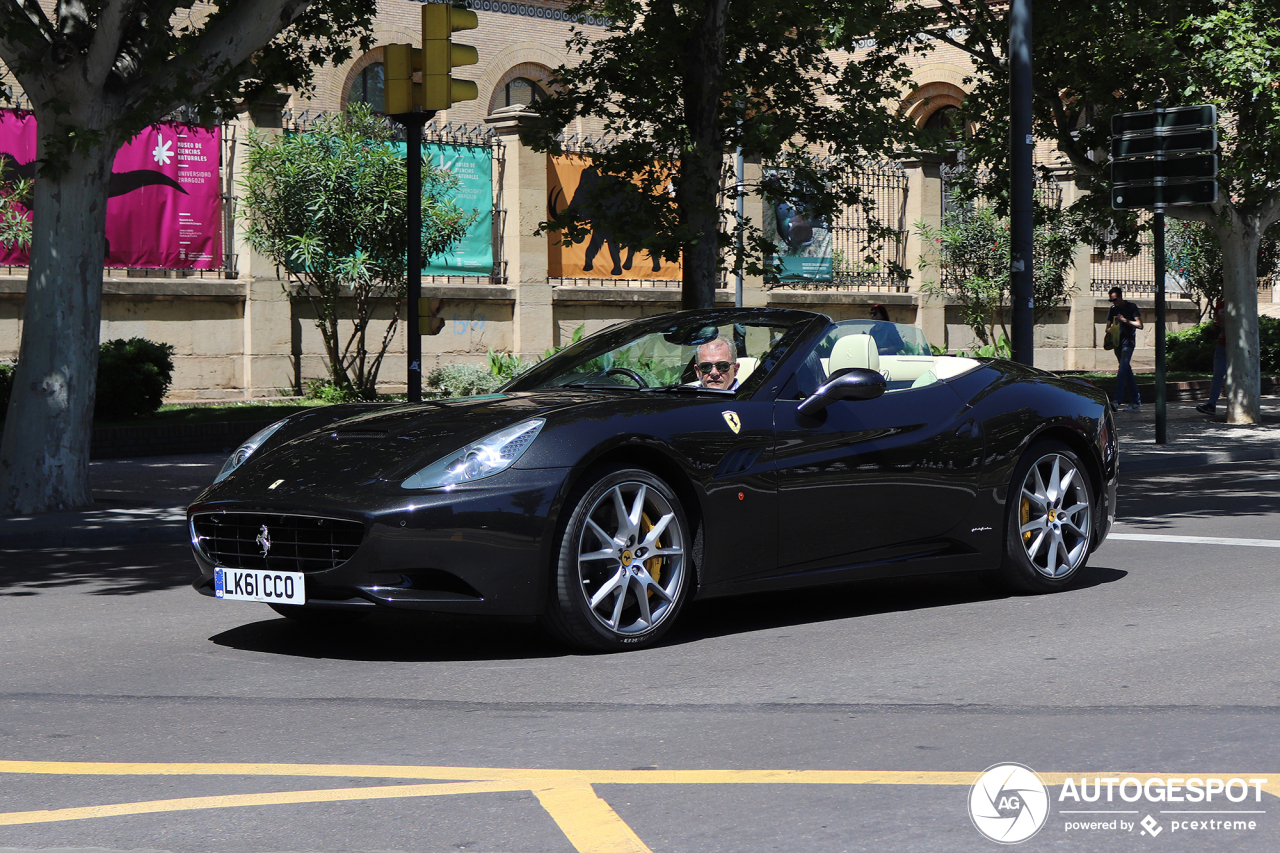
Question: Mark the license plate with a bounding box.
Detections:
[214,568,306,604]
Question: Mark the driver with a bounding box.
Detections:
[696,337,739,390]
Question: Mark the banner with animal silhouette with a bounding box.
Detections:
[0,111,222,269]
[762,168,833,282]
[546,156,681,280]
[389,141,493,276]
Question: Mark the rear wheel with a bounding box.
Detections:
[543,467,691,652]
[1000,440,1095,593]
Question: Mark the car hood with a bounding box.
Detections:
[204,391,607,497]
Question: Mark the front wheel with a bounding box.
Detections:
[543,467,692,652]
[1000,440,1096,593]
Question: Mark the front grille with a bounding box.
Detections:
[192,512,365,573]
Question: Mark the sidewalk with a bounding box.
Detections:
[1,400,1277,551]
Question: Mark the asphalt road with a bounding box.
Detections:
[1,461,1279,852]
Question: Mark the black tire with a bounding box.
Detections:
[542,466,692,652]
[999,440,1096,593]
[268,602,369,626]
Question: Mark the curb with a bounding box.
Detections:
[1123,445,1280,474]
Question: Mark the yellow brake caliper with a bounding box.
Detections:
[641,511,662,593]
[1021,487,1032,544]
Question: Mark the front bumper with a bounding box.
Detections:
[189,467,573,616]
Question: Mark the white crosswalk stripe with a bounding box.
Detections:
[1108,533,1280,548]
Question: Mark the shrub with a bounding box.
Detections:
[487,349,531,382]
[426,364,502,397]
[95,338,176,421]
[1262,316,1280,375]
[303,377,362,404]
[1166,315,1280,374]
[0,361,14,415]
[1165,322,1217,372]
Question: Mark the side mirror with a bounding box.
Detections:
[797,368,886,416]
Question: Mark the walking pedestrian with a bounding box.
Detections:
[1105,287,1144,411]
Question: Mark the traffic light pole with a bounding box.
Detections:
[398,111,434,403]
[1009,0,1034,366]
[1152,104,1167,444]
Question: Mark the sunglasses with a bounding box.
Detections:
[697,361,734,374]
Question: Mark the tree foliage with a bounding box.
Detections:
[240,107,472,400]
[522,0,922,308]
[0,0,376,513]
[0,157,31,250]
[1166,218,1279,315]
[917,202,1083,348]
[906,0,1280,423]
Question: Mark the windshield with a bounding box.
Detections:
[506,310,817,394]
[815,320,932,358]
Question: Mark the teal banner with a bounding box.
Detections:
[765,196,834,281]
[394,141,494,276]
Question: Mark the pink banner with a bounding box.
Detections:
[0,112,222,269]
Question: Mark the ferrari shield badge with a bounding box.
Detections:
[722,411,741,434]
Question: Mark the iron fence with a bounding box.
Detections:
[760,158,911,292]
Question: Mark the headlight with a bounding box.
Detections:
[402,418,545,490]
[213,418,290,484]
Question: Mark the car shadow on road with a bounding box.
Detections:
[665,565,1127,647]
[208,566,1126,661]
[208,610,565,662]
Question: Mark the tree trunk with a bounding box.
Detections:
[1215,215,1263,425]
[0,138,114,514]
[679,0,731,310]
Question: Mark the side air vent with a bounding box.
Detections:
[714,445,764,478]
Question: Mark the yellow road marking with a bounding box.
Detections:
[534,778,654,853]
[0,779,531,827]
[0,761,1274,851]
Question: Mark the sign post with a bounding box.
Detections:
[1111,103,1218,444]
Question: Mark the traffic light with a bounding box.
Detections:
[384,43,422,116]
[419,297,445,335]
[422,3,479,111]
[382,5,478,116]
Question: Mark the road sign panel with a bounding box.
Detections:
[1111,128,1216,159]
[1112,154,1217,185]
[1111,105,1217,136]
[1111,181,1218,209]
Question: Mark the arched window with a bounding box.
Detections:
[924,105,960,135]
[504,77,544,108]
[347,63,385,114]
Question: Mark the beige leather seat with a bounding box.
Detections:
[827,334,880,376]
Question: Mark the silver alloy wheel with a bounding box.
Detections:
[576,481,686,636]
[1017,452,1092,578]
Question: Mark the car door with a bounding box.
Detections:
[770,378,986,575]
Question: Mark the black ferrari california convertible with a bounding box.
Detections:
[189,308,1118,651]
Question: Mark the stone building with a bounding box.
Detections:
[1,3,1204,400]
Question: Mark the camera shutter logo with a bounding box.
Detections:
[969,763,1050,844]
